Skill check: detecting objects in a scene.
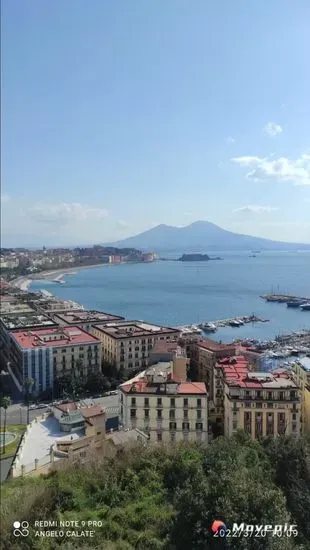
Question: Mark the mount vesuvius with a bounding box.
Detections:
[107,221,310,252]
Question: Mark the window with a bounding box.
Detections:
[197,410,202,419]
[79,346,83,351]
[170,398,175,407]
[292,413,296,420]
[195,423,203,431]
[182,422,190,431]
[130,409,136,418]
[157,409,162,419]
[144,397,149,406]
[135,361,139,366]
[170,432,176,442]
[62,349,67,353]
[157,398,162,406]
[157,433,162,442]
[169,422,177,430]
[233,421,238,430]
[256,391,261,398]
[135,353,139,358]
[184,398,188,407]
[53,350,57,355]
[131,397,136,406]
[256,402,262,408]
[267,391,272,400]
[184,409,188,419]
[144,409,149,419]
[197,398,201,407]
[128,362,133,368]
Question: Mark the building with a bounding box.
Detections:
[52,309,125,333]
[0,312,58,368]
[9,326,102,394]
[288,362,310,435]
[120,358,208,443]
[36,299,83,313]
[93,320,180,372]
[186,339,235,414]
[148,340,188,365]
[0,257,19,269]
[216,356,301,439]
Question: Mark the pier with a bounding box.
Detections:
[178,315,269,334]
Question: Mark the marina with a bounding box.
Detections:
[178,315,269,335]
[262,294,310,308]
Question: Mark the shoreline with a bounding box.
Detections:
[10,260,153,291]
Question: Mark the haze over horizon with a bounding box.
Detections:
[1,0,310,247]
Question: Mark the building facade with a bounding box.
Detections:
[10,326,102,393]
[93,321,180,372]
[120,359,208,443]
[216,357,301,439]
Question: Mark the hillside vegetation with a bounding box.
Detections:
[1,433,310,550]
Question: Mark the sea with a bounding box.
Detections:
[30,251,310,344]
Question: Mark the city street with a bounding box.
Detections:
[0,394,119,426]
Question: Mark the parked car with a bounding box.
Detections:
[110,390,118,395]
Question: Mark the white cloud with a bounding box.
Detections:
[226,136,235,143]
[231,153,310,186]
[1,194,10,203]
[263,121,283,137]
[233,205,279,214]
[27,202,108,225]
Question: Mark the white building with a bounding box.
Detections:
[119,358,208,443]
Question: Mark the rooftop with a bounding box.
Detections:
[53,309,124,326]
[121,378,206,395]
[218,356,297,389]
[198,338,236,353]
[150,340,186,356]
[0,302,35,314]
[11,326,100,349]
[0,312,57,331]
[95,320,180,339]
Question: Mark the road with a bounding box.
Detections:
[0,395,119,426]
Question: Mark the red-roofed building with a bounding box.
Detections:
[120,361,208,444]
[10,326,102,394]
[214,356,301,439]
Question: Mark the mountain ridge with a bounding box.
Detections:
[105,221,310,252]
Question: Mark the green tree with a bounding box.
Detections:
[1,395,11,454]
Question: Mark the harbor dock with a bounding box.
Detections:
[178,314,269,334]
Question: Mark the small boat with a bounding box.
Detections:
[300,303,310,310]
[229,320,241,327]
[201,322,217,333]
[287,300,304,308]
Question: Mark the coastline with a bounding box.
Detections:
[10,261,146,291]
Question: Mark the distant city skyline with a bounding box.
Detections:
[1,0,310,247]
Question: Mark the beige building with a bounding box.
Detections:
[93,320,180,372]
[10,326,102,394]
[120,358,208,443]
[288,362,310,435]
[216,356,301,439]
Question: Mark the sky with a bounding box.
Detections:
[1,0,310,247]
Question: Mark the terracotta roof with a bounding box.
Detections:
[11,326,100,349]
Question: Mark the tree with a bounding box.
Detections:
[1,395,11,454]
[23,378,34,425]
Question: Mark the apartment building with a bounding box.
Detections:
[288,362,310,435]
[0,311,58,367]
[10,326,102,394]
[52,309,124,333]
[186,339,235,407]
[216,356,301,439]
[93,320,180,372]
[120,358,208,443]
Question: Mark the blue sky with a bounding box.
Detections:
[1,0,310,246]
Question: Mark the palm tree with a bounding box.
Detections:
[24,378,34,425]
[1,396,11,454]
